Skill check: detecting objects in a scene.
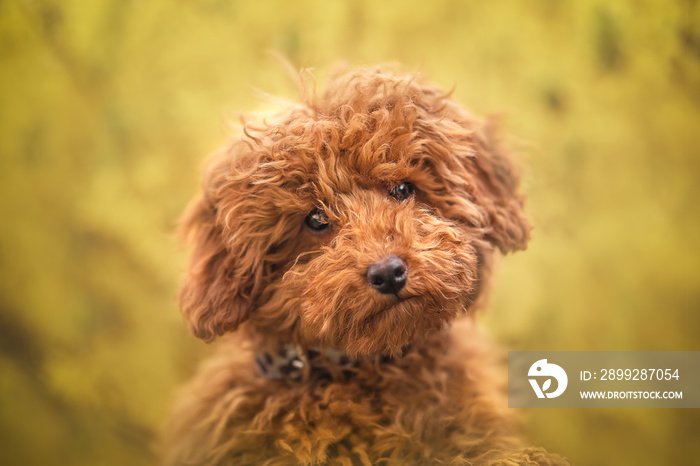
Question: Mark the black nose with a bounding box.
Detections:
[366,255,408,295]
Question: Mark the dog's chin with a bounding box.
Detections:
[299,292,466,358]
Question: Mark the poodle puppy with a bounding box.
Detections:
[163,67,570,465]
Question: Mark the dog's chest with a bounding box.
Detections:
[221,349,471,464]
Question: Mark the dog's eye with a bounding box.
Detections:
[389,182,415,201]
[304,208,331,232]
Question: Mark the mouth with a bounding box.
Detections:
[344,292,451,357]
[361,294,419,324]
[383,289,420,307]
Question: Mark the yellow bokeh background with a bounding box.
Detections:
[1,1,699,465]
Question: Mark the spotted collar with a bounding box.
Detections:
[254,345,389,381]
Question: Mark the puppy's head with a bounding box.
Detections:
[179,68,530,356]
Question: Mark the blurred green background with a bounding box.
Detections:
[1,0,699,465]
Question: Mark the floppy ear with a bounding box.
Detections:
[178,151,256,342]
[409,85,530,254]
[449,118,531,312]
[467,118,531,253]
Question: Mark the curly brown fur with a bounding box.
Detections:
[164,67,570,465]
